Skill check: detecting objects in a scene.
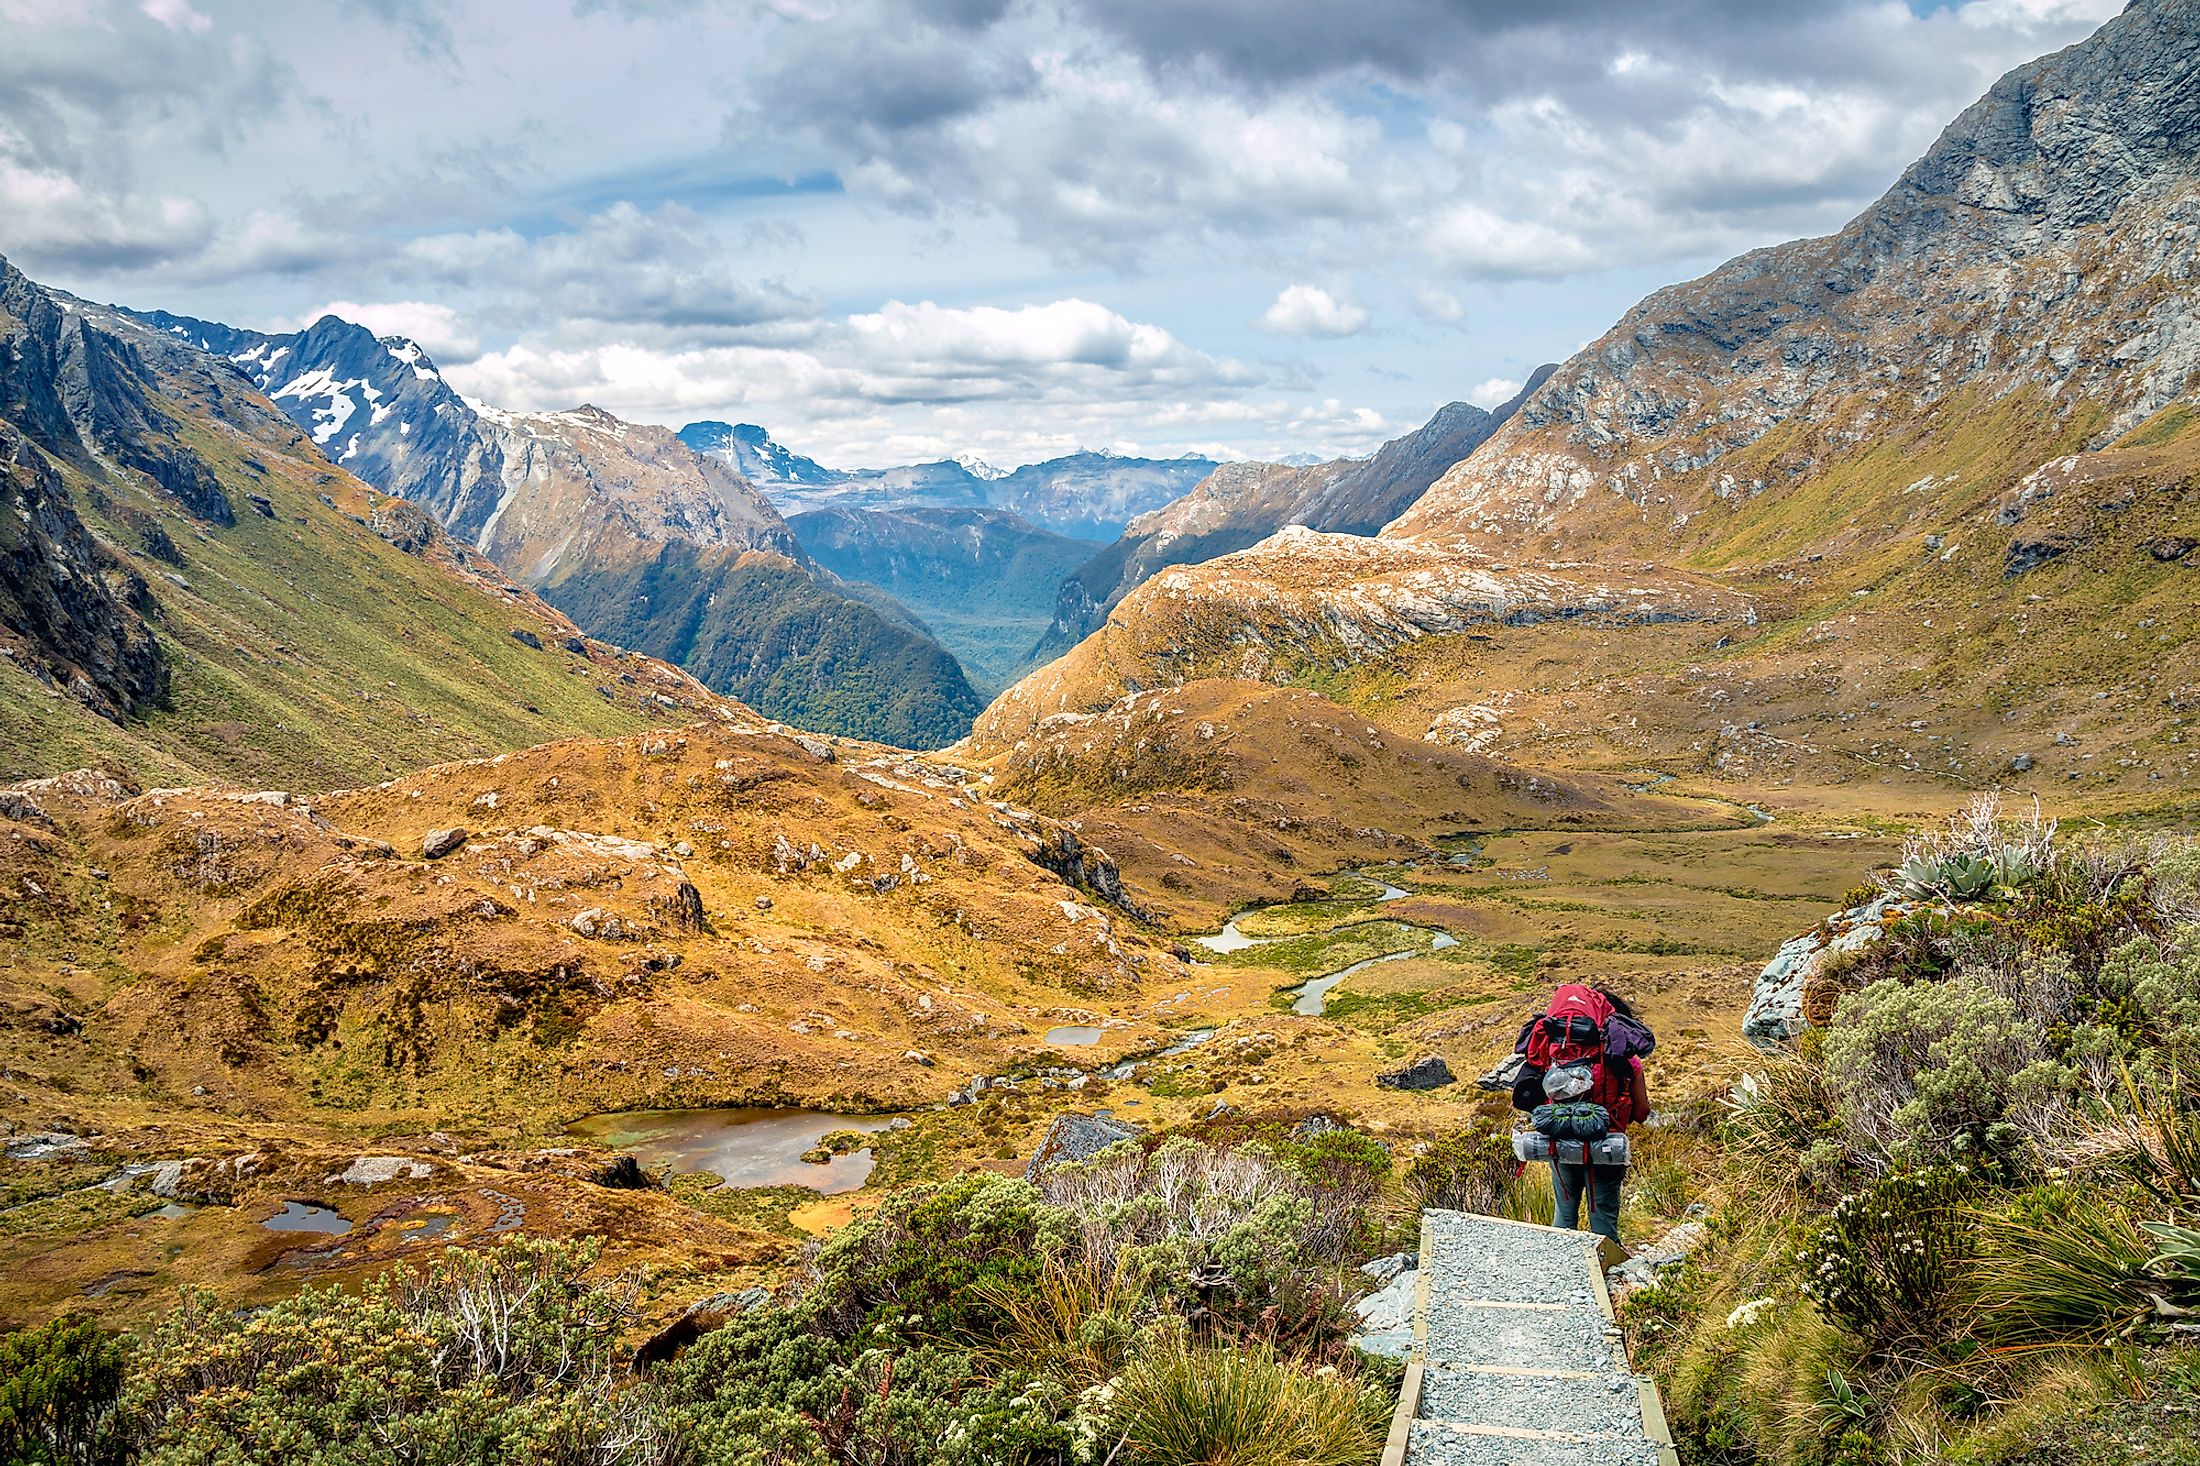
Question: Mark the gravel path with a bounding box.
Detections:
[1402,1211,1669,1466]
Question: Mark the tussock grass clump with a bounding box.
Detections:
[1104,1342,1389,1466]
[1971,1183,2157,1346]
[972,1255,1143,1389]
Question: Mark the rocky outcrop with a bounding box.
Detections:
[1377,1055,1457,1091]
[0,420,167,719]
[1021,824,1143,919]
[1742,894,1926,1048]
[1024,1112,1142,1179]
[420,827,469,859]
[1351,1250,1421,1359]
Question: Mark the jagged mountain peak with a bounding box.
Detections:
[951,451,1009,480]
[1393,0,2200,545]
[1877,0,2199,245]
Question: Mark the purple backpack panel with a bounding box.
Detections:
[1606,1012,1656,1061]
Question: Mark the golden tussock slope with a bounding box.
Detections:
[0,726,1196,1147]
[966,678,1746,924]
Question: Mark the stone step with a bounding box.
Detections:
[1389,1210,1678,1466]
[1420,1299,1627,1377]
[1419,1364,1645,1436]
[1406,1420,1667,1466]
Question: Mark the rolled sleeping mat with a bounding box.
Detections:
[1512,1131,1631,1166]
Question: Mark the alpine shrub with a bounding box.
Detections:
[0,1316,126,1466]
[1798,1168,1977,1356]
[1821,975,2071,1167]
[806,1172,1061,1344]
[1401,1129,1516,1215]
[2088,936,2200,1060]
[120,1238,662,1465]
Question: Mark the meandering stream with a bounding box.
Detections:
[1190,869,1460,1017]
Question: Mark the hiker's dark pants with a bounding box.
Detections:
[1552,1160,1624,1242]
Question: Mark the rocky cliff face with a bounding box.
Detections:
[1032,380,1552,659]
[0,420,167,720]
[136,310,510,541]
[465,404,798,580]
[1392,0,2200,548]
[120,310,983,747]
[4,265,232,529]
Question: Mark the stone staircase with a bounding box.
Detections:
[1381,1210,1679,1466]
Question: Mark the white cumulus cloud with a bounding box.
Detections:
[1254,284,1369,338]
[139,0,212,33]
[445,295,1268,466]
[1466,377,1522,409]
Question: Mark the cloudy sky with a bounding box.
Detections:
[0,0,2121,469]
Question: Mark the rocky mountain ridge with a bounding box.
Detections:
[1391,0,2200,550]
[1031,378,1555,660]
[986,0,2200,800]
[118,310,983,747]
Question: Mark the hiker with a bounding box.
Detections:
[1508,983,1653,1244]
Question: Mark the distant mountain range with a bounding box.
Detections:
[81,311,1543,742]
[124,311,983,747]
[786,504,1097,694]
[679,421,1217,541]
[1030,381,1554,660]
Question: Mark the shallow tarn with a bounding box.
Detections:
[568,1108,899,1194]
[261,1201,350,1235]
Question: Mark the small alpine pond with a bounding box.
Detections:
[567,1108,900,1194]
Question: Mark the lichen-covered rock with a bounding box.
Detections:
[1742,894,1931,1048]
[1023,1112,1141,1179]
[325,1155,434,1185]
[421,826,469,859]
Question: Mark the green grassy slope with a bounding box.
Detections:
[3,376,705,793]
[543,543,986,749]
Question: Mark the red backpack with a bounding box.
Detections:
[1521,984,1642,1133]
